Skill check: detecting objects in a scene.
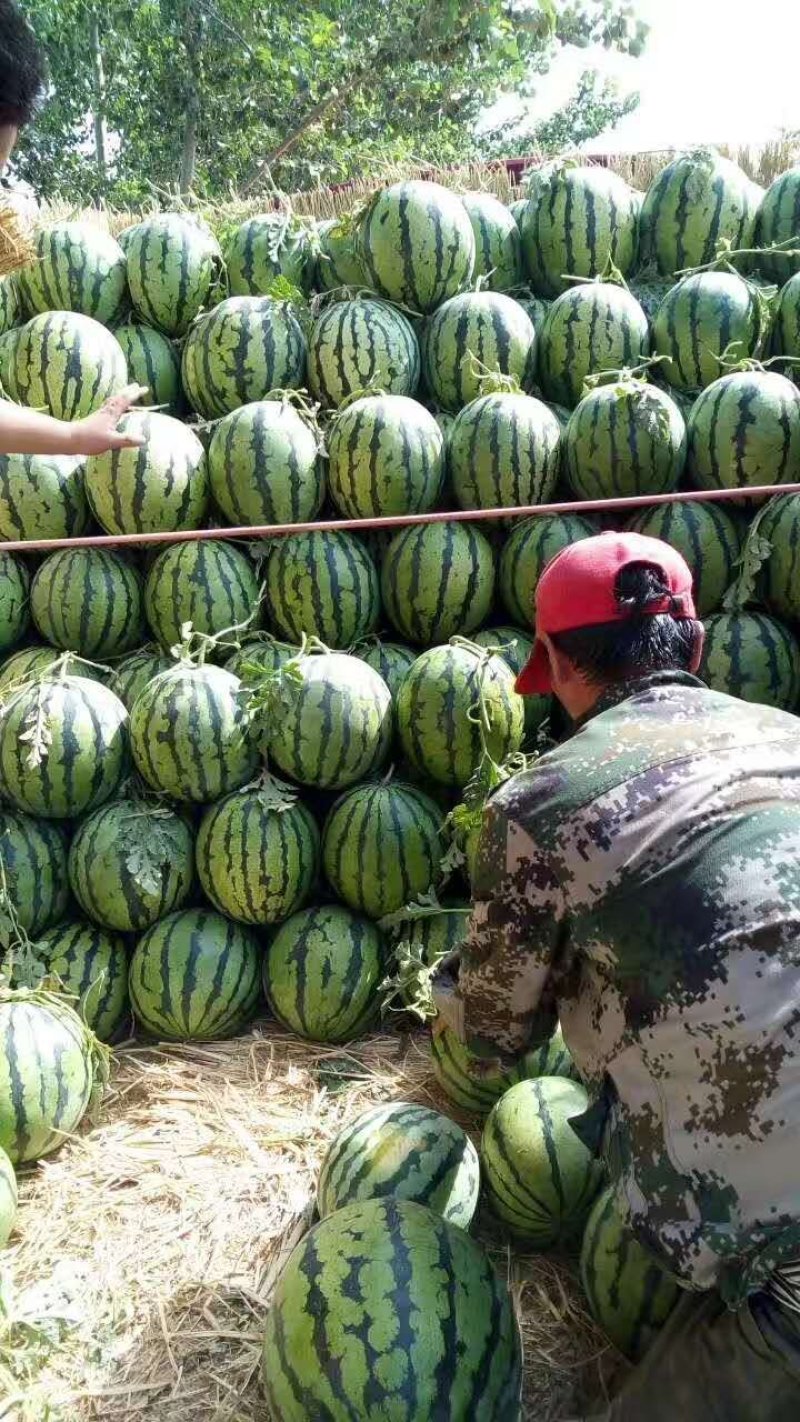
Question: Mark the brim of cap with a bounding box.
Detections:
[514,640,552,696]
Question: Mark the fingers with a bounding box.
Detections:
[109,431,147,449]
[103,383,149,418]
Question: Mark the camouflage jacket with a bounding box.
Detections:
[434,672,800,1302]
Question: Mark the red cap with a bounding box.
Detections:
[515,531,696,696]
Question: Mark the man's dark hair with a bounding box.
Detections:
[550,561,702,686]
[0,1,46,129]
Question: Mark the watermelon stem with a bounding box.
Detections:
[676,237,800,279]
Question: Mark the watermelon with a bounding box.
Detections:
[207,400,323,527]
[265,529,379,648]
[687,370,800,490]
[182,296,307,419]
[499,512,597,627]
[756,494,800,622]
[109,645,173,711]
[307,297,420,408]
[314,216,366,292]
[462,190,523,293]
[31,547,145,659]
[113,323,184,417]
[627,500,743,617]
[381,522,495,645]
[509,198,527,228]
[225,214,311,296]
[264,903,384,1043]
[7,311,128,420]
[564,378,686,500]
[32,921,129,1041]
[68,800,194,932]
[0,451,90,541]
[0,553,28,652]
[0,994,96,1163]
[129,908,261,1041]
[85,409,207,539]
[432,1025,579,1115]
[537,283,649,408]
[699,611,800,710]
[652,272,764,392]
[0,677,128,819]
[327,394,444,519]
[354,639,416,704]
[638,148,761,276]
[421,291,536,413]
[317,1102,480,1227]
[262,1197,522,1420]
[130,663,259,803]
[397,643,524,788]
[0,646,105,701]
[448,392,561,511]
[322,782,443,919]
[196,782,319,925]
[520,162,639,297]
[224,634,296,685]
[769,270,800,366]
[18,222,128,326]
[360,180,476,314]
[0,1144,16,1246]
[126,214,222,336]
[144,539,261,651]
[390,903,470,977]
[0,810,69,939]
[755,168,800,284]
[481,1076,603,1245]
[473,625,550,740]
[580,1185,680,1362]
[266,651,392,790]
[0,274,20,336]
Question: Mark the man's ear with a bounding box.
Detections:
[542,633,577,688]
[689,623,705,674]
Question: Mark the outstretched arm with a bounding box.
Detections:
[0,385,148,456]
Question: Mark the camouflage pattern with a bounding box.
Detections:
[433,672,800,1302]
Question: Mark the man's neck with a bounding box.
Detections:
[570,669,706,731]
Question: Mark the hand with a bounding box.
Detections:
[69,384,149,456]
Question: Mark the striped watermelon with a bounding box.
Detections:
[196,783,319,925]
[381,522,495,645]
[520,162,639,297]
[314,217,366,292]
[317,1102,480,1227]
[0,677,128,819]
[7,311,128,420]
[509,198,527,228]
[208,400,323,527]
[391,903,469,977]
[461,191,523,293]
[580,1185,680,1362]
[31,548,145,659]
[421,292,536,413]
[397,643,524,788]
[266,651,392,790]
[0,810,69,939]
[564,378,686,500]
[360,180,476,313]
[699,611,800,710]
[68,800,194,932]
[639,148,761,276]
[756,493,800,622]
[32,921,129,1042]
[129,908,261,1041]
[448,392,561,511]
[0,1144,16,1246]
[627,500,743,616]
[652,272,764,392]
[0,451,89,541]
[109,645,173,711]
[327,394,444,519]
[18,222,128,326]
[224,634,296,685]
[432,1025,579,1116]
[769,270,800,367]
[322,782,443,919]
[0,553,29,652]
[126,214,222,336]
[0,645,105,701]
[262,1197,522,1419]
[182,296,307,419]
[307,297,420,408]
[473,625,550,740]
[113,323,184,417]
[265,529,379,648]
[537,283,649,408]
[354,639,416,704]
[481,1076,603,1245]
[144,539,261,651]
[130,663,259,803]
[0,994,96,1163]
[225,214,311,297]
[687,370,800,490]
[755,167,800,284]
[264,903,384,1043]
[499,512,597,627]
[0,274,20,336]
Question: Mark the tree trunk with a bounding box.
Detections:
[180,89,200,195]
[90,14,107,180]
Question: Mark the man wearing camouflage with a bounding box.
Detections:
[433,530,800,1419]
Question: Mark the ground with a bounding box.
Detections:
[0,1021,624,1420]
